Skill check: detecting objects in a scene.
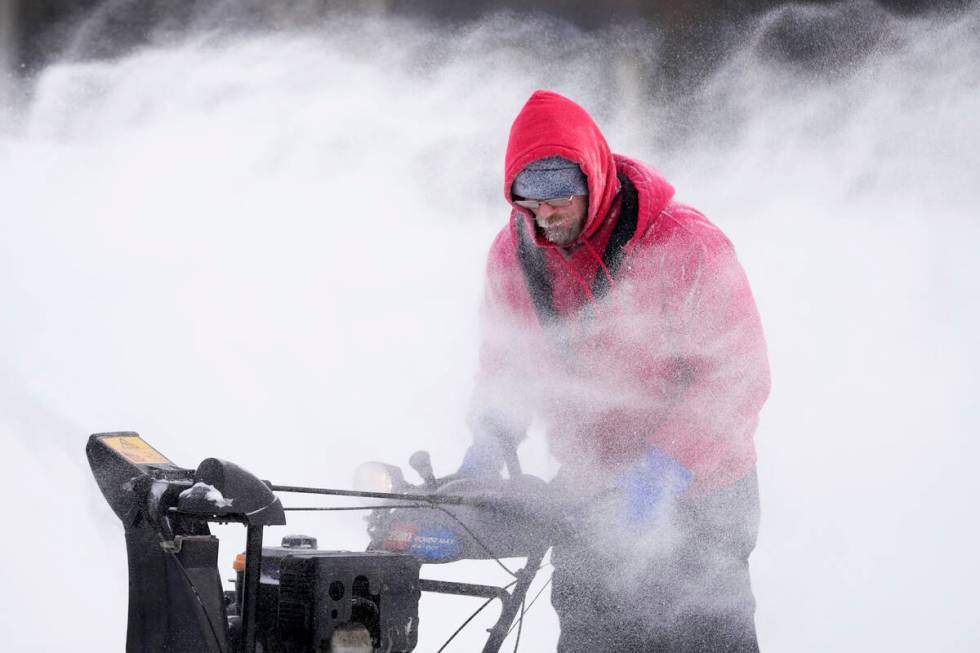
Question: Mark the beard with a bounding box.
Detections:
[536,213,586,246]
[540,226,577,245]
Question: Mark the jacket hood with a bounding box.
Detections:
[504,90,621,246]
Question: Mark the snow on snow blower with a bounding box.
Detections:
[87,432,555,653]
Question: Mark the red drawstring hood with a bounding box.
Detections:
[505,90,622,246]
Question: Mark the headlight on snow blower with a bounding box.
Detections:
[353,461,407,495]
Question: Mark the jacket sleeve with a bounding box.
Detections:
[645,223,771,491]
[467,225,535,446]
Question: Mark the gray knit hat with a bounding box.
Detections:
[512,156,589,199]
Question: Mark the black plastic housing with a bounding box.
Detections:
[87,432,229,653]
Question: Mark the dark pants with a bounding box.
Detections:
[551,472,761,653]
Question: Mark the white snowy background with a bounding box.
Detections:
[1,3,978,650]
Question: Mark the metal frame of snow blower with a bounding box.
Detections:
[87,431,548,653]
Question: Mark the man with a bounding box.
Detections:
[459,90,770,652]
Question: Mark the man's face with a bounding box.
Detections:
[529,195,589,246]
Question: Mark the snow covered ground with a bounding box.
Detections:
[1,4,978,651]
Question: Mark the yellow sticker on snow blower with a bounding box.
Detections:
[102,435,172,465]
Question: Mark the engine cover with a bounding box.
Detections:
[262,549,420,653]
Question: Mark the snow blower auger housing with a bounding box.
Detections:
[87,432,422,653]
[88,432,553,653]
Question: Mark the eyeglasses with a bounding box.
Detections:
[512,195,584,209]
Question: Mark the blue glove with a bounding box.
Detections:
[457,436,506,479]
[621,448,693,524]
[457,410,524,479]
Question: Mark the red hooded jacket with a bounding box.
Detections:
[473,90,770,496]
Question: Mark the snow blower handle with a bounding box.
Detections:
[482,411,522,478]
[500,437,522,478]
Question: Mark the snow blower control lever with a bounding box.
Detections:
[87,432,553,653]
